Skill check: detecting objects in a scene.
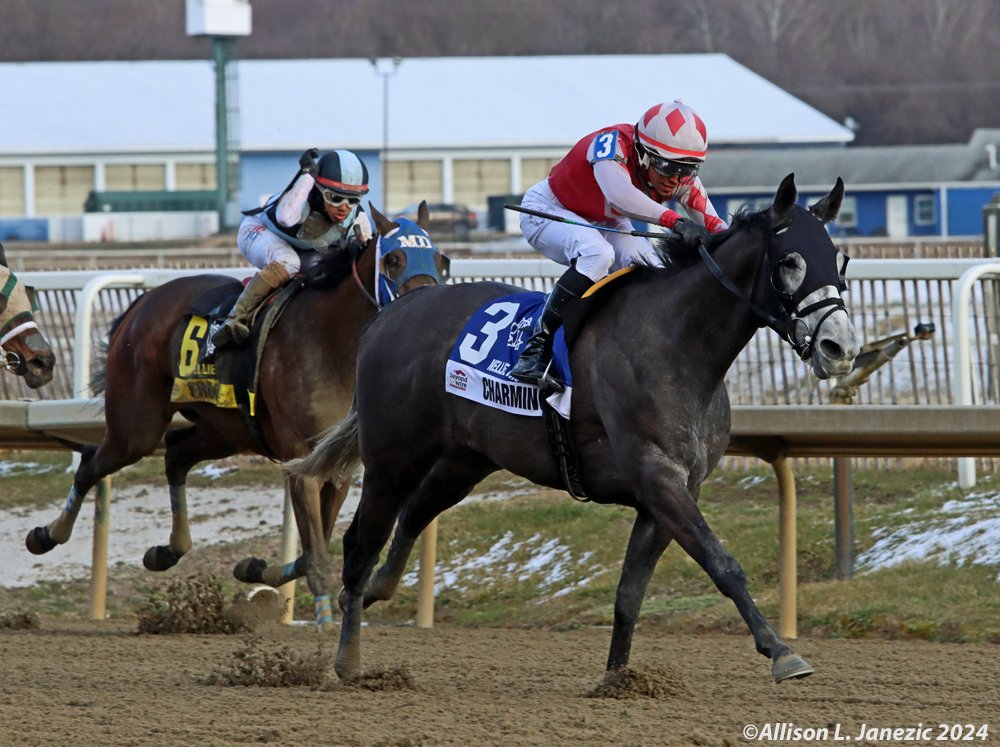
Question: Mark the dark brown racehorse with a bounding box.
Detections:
[1,243,56,389]
[25,205,449,628]
[291,175,860,682]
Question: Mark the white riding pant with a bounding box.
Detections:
[237,215,302,275]
[519,179,663,283]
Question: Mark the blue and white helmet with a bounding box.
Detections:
[315,150,370,198]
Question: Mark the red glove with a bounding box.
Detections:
[657,210,681,229]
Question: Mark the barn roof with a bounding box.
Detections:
[0,54,853,156]
[703,129,1000,192]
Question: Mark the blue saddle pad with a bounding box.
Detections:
[445,292,572,417]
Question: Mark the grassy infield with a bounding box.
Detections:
[2,450,998,644]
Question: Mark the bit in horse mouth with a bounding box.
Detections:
[3,350,22,373]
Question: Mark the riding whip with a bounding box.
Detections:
[504,204,666,239]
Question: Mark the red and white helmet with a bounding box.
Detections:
[636,100,709,163]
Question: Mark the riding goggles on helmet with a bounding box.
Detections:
[648,155,700,180]
[318,186,362,207]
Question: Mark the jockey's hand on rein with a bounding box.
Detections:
[299,147,320,176]
[673,219,711,248]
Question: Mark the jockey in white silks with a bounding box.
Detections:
[212,148,373,349]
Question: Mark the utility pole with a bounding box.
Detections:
[370,57,402,211]
[186,0,251,232]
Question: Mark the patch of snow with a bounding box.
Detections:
[0,460,57,477]
[856,491,1000,582]
[405,532,598,595]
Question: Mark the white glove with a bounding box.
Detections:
[353,211,373,243]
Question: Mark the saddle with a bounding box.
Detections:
[169,276,306,459]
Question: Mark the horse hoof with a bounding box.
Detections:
[233,557,267,584]
[142,545,180,572]
[334,651,361,681]
[25,526,57,555]
[772,653,814,682]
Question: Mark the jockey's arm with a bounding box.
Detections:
[352,209,373,242]
[672,177,728,234]
[274,173,315,228]
[593,159,684,229]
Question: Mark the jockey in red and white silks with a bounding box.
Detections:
[510,100,728,388]
[520,100,727,283]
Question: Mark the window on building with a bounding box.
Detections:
[105,163,167,191]
[836,196,858,228]
[0,167,25,216]
[386,160,443,214]
[520,158,560,192]
[453,159,509,211]
[914,194,936,226]
[175,163,216,190]
[35,165,95,215]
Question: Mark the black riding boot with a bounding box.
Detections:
[509,266,594,389]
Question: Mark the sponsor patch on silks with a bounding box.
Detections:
[445,293,572,418]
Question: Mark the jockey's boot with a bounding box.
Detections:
[211,261,290,349]
[509,265,594,389]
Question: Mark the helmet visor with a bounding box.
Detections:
[648,155,700,180]
[317,186,362,207]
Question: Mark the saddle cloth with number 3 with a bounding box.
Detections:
[445,292,572,418]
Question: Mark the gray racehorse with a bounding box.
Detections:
[292,175,859,684]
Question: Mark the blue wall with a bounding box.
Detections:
[948,186,998,235]
[0,218,48,242]
[718,183,1000,238]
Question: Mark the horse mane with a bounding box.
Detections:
[646,205,770,271]
[303,238,367,290]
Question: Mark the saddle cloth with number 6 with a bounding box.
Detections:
[445,292,572,418]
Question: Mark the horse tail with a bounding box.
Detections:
[92,293,148,396]
[285,402,361,481]
[90,340,109,396]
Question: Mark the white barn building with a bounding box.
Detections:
[0,54,852,241]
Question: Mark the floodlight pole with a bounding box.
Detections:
[370,57,401,211]
[213,36,234,231]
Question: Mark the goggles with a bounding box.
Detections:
[647,154,700,180]
[318,186,362,207]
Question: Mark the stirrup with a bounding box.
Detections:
[536,360,565,395]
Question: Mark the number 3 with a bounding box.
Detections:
[458,301,519,365]
[594,131,617,160]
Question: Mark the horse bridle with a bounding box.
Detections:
[696,221,849,361]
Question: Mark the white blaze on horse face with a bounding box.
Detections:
[796,285,860,378]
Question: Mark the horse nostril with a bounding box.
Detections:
[819,338,845,361]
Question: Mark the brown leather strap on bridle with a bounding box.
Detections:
[352,253,380,309]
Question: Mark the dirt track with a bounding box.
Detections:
[1,620,996,747]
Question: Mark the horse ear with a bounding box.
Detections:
[768,173,798,226]
[0,241,7,268]
[417,201,430,232]
[809,177,845,224]
[369,206,398,237]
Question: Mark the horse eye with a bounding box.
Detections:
[773,252,806,295]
